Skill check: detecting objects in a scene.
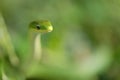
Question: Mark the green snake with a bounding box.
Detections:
[28,20,53,63]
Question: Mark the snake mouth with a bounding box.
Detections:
[47,26,53,32]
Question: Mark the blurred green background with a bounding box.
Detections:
[0,0,120,80]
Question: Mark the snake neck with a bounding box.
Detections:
[29,31,42,62]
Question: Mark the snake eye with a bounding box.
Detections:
[36,25,41,30]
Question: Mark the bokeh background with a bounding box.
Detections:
[0,0,120,80]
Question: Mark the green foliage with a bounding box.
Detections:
[0,0,120,80]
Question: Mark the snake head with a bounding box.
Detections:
[29,20,53,33]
